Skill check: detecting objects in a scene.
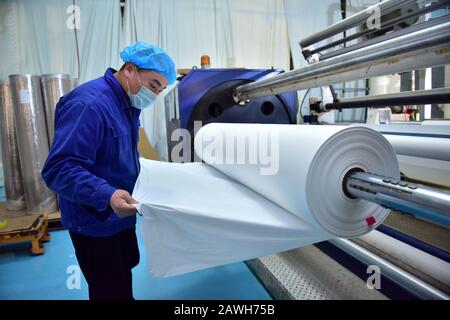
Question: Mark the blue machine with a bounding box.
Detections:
[177,68,298,132]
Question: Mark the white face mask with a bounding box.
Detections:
[126,69,158,110]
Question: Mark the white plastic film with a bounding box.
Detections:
[133,124,400,277]
[134,160,328,277]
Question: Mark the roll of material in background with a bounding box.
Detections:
[0,80,26,211]
[421,120,450,126]
[396,155,450,189]
[359,124,450,162]
[134,124,400,277]
[353,124,450,188]
[40,74,77,145]
[8,74,58,214]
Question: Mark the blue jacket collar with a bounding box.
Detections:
[104,68,131,109]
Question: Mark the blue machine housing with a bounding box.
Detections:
[177,68,298,130]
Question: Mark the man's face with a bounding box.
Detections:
[124,63,168,95]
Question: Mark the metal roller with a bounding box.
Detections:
[323,87,450,111]
[0,80,26,211]
[330,238,449,300]
[234,18,450,101]
[8,74,58,214]
[299,0,417,48]
[40,74,77,145]
[344,171,450,227]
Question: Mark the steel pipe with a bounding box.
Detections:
[235,20,450,101]
[345,172,450,227]
[319,14,450,61]
[299,0,417,48]
[355,230,450,291]
[329,238,449,300]
[308,1,450,58]
[323,87,450,110]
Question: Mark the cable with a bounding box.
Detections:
[299,88,311,120]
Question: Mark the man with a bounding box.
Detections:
[42,42,176,300]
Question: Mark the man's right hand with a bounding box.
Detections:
[110,189,138,218]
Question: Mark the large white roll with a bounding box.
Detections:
[194,124,399,238]
[134,124,400,277]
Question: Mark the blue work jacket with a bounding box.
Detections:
[42,68,141,237]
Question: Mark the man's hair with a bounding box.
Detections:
[120,62,143,72]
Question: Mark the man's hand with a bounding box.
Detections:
[110,189,138,218]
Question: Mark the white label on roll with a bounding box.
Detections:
[19,89,30,104]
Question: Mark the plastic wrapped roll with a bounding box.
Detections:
[134,124,400,276]
[0,81,26,211]
[8,74,58,214]
[40,74,77,144]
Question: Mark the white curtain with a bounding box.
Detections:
[122,0,290,70]
[284,0,342,69]
[122,0,291,160]
[0,0,121,83]
[283,0,342,122]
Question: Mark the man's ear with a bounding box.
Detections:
[123,62,135,78]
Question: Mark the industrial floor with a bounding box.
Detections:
[0,217,272,300]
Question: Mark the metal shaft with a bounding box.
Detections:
[309,0,450,58]
[323,87,450,111]
[299,0,417,48]
[234,19,450,101]
[330,238,449,300]
[319,14,450,61]
[345,172,450,227]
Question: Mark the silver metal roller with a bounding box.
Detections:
[345,172,450,226]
